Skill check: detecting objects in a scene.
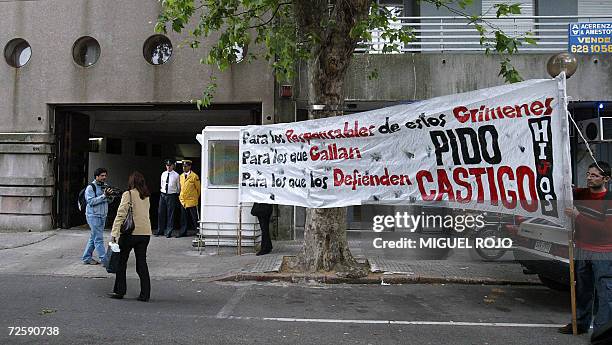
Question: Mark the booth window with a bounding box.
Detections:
[208,140,239,186]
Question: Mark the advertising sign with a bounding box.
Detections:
[569,22,612,53]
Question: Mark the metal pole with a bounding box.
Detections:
[558,71,578,336]
[569,219,578,336]
[237,203,242,256]
[196,209,203,255]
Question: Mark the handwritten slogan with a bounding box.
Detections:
[239,79,570,223]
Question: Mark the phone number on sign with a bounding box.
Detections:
[570,44,612,53]
[8,327,59,336]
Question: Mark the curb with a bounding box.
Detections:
[216,272,542,286]
[0,231,57,250]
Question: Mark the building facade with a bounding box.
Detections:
[1,0,611,236]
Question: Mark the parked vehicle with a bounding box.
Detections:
[471,212,515,261]
[509,217,570,290]
[452,209,515,261]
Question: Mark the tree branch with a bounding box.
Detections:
[249,2,291,29]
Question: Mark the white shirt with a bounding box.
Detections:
[160,170,180,194]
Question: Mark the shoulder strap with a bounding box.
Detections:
[89,182,97,197]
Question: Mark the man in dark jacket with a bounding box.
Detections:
[252,203,273,256]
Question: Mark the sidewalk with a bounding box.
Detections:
[0,230,540,285]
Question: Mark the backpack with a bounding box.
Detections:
[77,182,97,212]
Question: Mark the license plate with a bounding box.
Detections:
[534,240,552,253]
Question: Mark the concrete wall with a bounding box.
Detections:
[0,0,274,231]
[336,53,611,101]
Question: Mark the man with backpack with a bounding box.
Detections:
[81,168,114,265]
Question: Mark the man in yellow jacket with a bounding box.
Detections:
[177,160,201,237]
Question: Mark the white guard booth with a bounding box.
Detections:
[196,126,260,247]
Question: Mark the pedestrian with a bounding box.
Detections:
[82,168,114,265]
[559,161,612,335]
[178,160,200,238]
[251,203,273,256]
[156,159,180,238]
[108,171,152,301]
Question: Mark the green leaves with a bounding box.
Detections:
[157,0,303,106]
[351,3,415,53]
[494,3,522,18]
[157,0,536,107]
[194,76,218,110]
[499,58,522,83]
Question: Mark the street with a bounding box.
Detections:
[0,275,589,345]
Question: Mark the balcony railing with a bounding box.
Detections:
[357,15,612,53]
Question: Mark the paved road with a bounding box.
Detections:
[0,275,588,345]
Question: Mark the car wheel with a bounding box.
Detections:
[474,228,507,261]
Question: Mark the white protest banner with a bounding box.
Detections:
[239,76,572,224]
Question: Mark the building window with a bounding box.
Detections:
[151,144,162,157]
[143,35,173,65]
[4,38,32,68]
[106,138,122,154]
[135,142,148,156]
[89,138,101,153]
[72,36,101,67]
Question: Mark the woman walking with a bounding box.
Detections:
[108,171,152,301]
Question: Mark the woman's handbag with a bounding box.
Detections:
[120,191,135,235]
[104,242,121,274]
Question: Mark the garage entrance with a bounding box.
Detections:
[53,103,261,229]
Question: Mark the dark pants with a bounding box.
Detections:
[114,235,150,300]
[575,249,612,333]
[157,193,178,236]
[257,215,272,251]
[179,206,198,237]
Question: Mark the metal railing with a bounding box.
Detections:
[357,15,612,53]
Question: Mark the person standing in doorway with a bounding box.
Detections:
[156,159,180,238]
[82,168,114,265]
[108,171,152,301]
[559,161,612,335]
[178,160,200,238]
[251,203,273,256]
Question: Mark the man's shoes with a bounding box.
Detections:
[106,293,124,299]
[83,259,100,265]
[557,323,588,335]
[137,296,150,302]
[165,235,172,238]
[256,249,272,256]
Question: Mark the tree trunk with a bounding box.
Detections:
[295,0,370,275]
